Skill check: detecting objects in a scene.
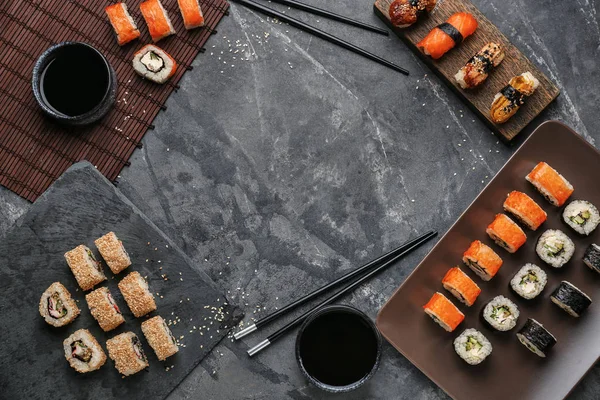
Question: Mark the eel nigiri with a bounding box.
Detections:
[417,12,478,59]
[389,0,437,28]
[490,72,539,124]
[177,0,205,30]
[455,42,504,89]
[140,0,176,42]
[105,3,140,46]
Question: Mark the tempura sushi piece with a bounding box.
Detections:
[141,316,179,360]
[483,295,519,331]
[177,0,205,30]
[64,245,106,291]
[63,329,106,373]
[442,267,481,306]
[389,0,437,28]
[86,287,125,332]
[503,191,547,231]
[550,281,591,317]
[417,12,478,59]
[106,332,149,376]
[517,318,556,358]
[583,243,600,274]
[105,3,141,46]
[133,44,177,84]
[455,42,504,89]
[486,214,527,253]
[453,328,492,365]
[39,282,80,327]
[510,264,547,300]
[95,232,131,274]
[490,72,539,124]
[462,240,503,281]
[563,200,600,235]
[140,0,176,42]
[423,292,464,332]
[526,162,574,207]
[118,271,157,317]
[536,229,575,268]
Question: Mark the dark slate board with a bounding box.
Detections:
[0,162,243,400]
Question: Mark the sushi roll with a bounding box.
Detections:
[140,0,176,42]
[423,292,465,332]
[106,332,149,376]
[64,245,106,291]
[388,0,437,28]
[177,0,205,30]
[118,271,157,317]
[510,264,547,300]
[526,161,574,207]
[462,240,503,281]
[39,282,80,327]
[563,200,600,235]
[86,287,125,332]
[490,72,539,124]
[517,318,556,358]
[455,42,504,89]
[63,329,107,373]
[133,44,177,84]
[536,229,575,268]
[105,3,140,46]
[550,281,591,317]
[583,243,600,274]
[486,214,527,253]
[453,329,492,365]
[483,295,519,331]
[95,232,131,274]
[442,267,481,306]
[141,315,179,361]
[503,191,547,231]
[417,12,478,59]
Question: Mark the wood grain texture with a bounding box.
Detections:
[374,0,560,141]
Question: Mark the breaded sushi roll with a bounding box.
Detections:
[462,240,503,281]
[455,42,504,89]
[517,318,556,358]
[583,243,600,274]
[63,329,106,373]
[510,264,547,300]
[550,281,591,317]
[106,332,149,376]
[140,0,176,42]
[95,232,131,274]
[526,162,574,207]
[483,295,519,331]
[39,282,80,327]
[503,191,547,231]
[490,72,539,124]
[86,287,125,332]
[64,245,106,291]
[141,316,179,360]
[118,271,157,317]
[177,0,205,30]
[536,229,575,268]
[453,328,492,365]
[423,292,464,332]
[133,44,177,84]
[105,3,141,46]
[563,200,600,235]
[442,267,481,306]
[486,214,527,253]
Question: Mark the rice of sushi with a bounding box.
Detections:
[453,328,492,365]
[583,243,600,274]
[563,200,600,235]
[510,264,547,300]
[536,229,575,268]
[517,318,556,358]
[550,281,592,317]
[483,295,519,331]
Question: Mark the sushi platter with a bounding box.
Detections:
[373,0,560,142]
[376,121,600,400]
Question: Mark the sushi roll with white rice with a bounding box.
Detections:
[536,229,575,268]
[562,200,600,235]
[63,329,107,373]
[453,328,492,365]
[517,318,556,358]
[39,282,80,327]
[133,44,177,84]
[106,332,149,376]
[583,243,600,274]
[550,281,592,317]
[510,264,547,300]
[483,295,519,331]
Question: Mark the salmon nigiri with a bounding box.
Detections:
[417,12,478,59]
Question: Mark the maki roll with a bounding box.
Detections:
[141,315,179,360]
[483,295,519,331]
[462,240,503,281]
[536,229,575,268]
[106,332,149,376]
[177,0,205,30]
[510,264,547,300]
[526,162,574,207]
[95,232,131,274]
[139,0,175,42]
[423,292,465,332]
[86,287,125,332]
[105,3,140,46]
[486,214,527,253]
[133,44,177,84]
[118,271,157,317]
[453,328,492,365]
[503,191,547,231]
[63,329,106,373]
[550,281,592,317]
[39,282,80,327]
[490,72,539,124]
[389,0,437,28]
[563,200,600,235]
[517,318,556,358]
[442,267,481,306]
[583,243,600,274]
[64,245,106,291]
[455,42,504,89]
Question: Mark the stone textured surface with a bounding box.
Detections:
[1,0,599,398]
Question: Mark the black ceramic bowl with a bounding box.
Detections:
[31,42,117,126]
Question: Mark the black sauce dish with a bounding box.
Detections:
[31,42,117,126]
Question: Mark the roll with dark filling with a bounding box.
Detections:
[106,332,149,376]
[39,282,80,327]
[63,329,107,373]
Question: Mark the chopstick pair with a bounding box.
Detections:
[236,230,438,356]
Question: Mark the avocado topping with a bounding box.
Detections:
[491,306,513,323]
[465,336,482,352]
[570,210,591,225]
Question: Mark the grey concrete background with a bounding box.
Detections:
[1,0,599,398]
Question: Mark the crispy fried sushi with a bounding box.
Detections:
[106,332,149,376]
[177,0,205,29]
[118,271,157,317]
[133,44,177,84]
[95,232,131,274]
[550,281,591,317]
[86,287,125,332]
[486,214,527,253]
[563,200,600,235]
[423,292,464,332]
[39,282,80,327]
[483,295,519,331]
[105,3,140,46]
[140,0,176,42]
[462,240,503,281]
[503,191,547,231]
[64,245,106,291]
[63,329,106,373]
[141,316,179,360]
[583,243,600,274]
[453,328,492,365]
[442,267,481,306]
[526,162,574,207]
[536,229,575,268]
[517,318,556,358]
[510,264,547,300]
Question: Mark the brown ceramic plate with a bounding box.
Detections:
[377,121,600,400]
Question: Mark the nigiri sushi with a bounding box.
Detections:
[177,0,205,30]
[133,45,177,84]
[417,12,478,59]
[455,42,504,89]
[490,72,539,124]
[140,0,176,42]
[105,3,141,46]
[389,0,437,28]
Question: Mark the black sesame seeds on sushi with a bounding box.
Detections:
[550,281,592,317]
[516,318,556,358]
[583,243,600,274]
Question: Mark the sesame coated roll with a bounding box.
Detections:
[95,232,132,274]
[64,245,106,291]
[118,271,157,317]
[86,287,125,331]
[39,282,80,327]
[63,329,107,373]
[106,332,149,376]
[141,316,179,360]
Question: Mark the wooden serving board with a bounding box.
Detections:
[374,0,560,141]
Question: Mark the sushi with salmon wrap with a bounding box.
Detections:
[526,162,574,207]
[423,292,464,332]
[417,12,478,59]
[486,214,527,253]
[140,0,176,42]
[462,240,503,281]
[178,0,205,30]
[105,3,141,46]
[503,190,547,231]
[442,267,481,306]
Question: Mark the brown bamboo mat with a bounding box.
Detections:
[0,0,229,202]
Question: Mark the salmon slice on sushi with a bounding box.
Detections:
[417,12,478,59]
[105,3,141,46]
[133,44,177,84]
[486,214,527,253]
[503,191,547,230]
[178,0,205,30]
[140,0,176,42]
[462,240,503,281]
[526,162,574,207]
[442,267,481,306]
[423,292,464,332]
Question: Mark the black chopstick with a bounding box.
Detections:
[234,231,435,340]
[230,0,409,75]
[246,231,437,356]
[267,0,389,36]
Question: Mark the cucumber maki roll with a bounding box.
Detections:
[453,328,492,365]
[563,200,600,235]
[510,264,547,300]
[517,318,556,358]
[483,295,519,331]
[550,281,592,317]
[536,229,575,268]
[583,243,600,274]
